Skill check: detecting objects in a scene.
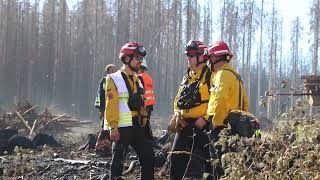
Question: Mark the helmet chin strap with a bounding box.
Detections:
[209,59,221,71]
[196,55,206,67]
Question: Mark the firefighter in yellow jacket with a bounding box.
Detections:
[104,42,154,180]
[205,41,249,140]
[169,40,213,180]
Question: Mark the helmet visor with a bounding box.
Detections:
[137,56,144,61]
[136,46,146,57]
[185,41,198,51]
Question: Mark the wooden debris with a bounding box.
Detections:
[21,105,38,116]
[16,111,32,132]
[29,119,38,138]
[0,101,93,137]
[54,158,91,165]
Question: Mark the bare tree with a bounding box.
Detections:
[257,0,264,116]
[267,0,277,119]
[310,0,320,75]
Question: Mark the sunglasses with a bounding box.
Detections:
[135,56,144,61]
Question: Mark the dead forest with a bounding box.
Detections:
[0,0,318,120]
[0,0,320,179]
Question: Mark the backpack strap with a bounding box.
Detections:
[121,72,134,96]
[221,69,244,110]
[204,66,212,93]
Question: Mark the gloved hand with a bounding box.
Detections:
[139,106,148,127]
[167,112,188,133]
[195,117,208,129]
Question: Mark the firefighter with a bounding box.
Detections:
[94,64,117,156]
[138,61,156,140]
[95,64,117,125]
[104,42,154,180]
[169,40,213,180]
[205,41,249,140]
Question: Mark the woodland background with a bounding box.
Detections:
[0,0,319,121]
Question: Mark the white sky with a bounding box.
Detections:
[199,0,313,69]
[44,0,313,68]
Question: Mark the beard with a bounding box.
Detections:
[130,63,140,72]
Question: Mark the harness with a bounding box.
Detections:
[177,66,212,110]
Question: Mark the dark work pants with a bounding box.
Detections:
[169,121,213,180]
[144,105,154,140]
[110,120,154,180]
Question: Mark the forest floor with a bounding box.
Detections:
[0,120,172,180]
[1,106,320,179]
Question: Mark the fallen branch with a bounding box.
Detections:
[0,156,8,162]
[21,105,38,115]
[29,119,38,138]
[38,105,58,116]
[123,160,139,175]
[54,158,91,165]
[45,114,66,126]
[16,111,32,132]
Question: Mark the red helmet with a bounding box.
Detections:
[119,41,147,59]
[185,40,208,56]
[205,41,233,59]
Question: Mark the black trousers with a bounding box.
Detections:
[110,120,154,180]
[169,120,213,180]
[144,105,154,140]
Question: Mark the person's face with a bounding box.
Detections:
[129,55,143,72]
[209,55,218,65]
[108,66,117,74]
[187,54,204,71]
[186,54,197,69]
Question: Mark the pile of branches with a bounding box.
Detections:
[0,100,92,137]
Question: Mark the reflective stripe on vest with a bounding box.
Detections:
[95,96,100,107]
[139,72,156,106]
[95,77,106,107]
[108,70,133,128]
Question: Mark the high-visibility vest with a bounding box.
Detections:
[108,70,133,128]
[139,71,156,106]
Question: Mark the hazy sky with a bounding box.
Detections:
[202,0,312,65]
[43,0,313,66]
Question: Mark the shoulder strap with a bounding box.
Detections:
[138,75,145,88]
[221,69,242,83]
[198,66,208,81]
[121,72,134,96]
[221,69,244,110]
[204,66,212,86]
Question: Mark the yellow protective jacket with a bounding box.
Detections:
[104,70,140,129]
[207,63,249,126]
[173,66,212,119]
